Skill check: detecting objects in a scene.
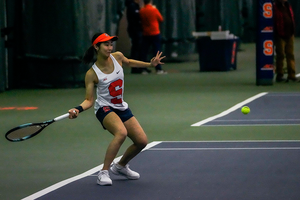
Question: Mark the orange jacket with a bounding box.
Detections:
[140,4,163,36]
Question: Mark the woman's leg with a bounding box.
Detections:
[101,112,128,170]
[118,116,148,166]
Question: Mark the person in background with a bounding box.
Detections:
[273,0,298,82]
[140,0,167,74]
[125,0,150,74]
[68,33,165,186]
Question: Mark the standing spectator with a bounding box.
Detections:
[125,0,150,74]
[140,0,167,74]
[273,0,298,82]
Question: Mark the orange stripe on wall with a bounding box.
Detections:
[0,107,38,110]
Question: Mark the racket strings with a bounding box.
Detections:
[6,125,43,140]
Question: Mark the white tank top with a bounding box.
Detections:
[92,54,128,113]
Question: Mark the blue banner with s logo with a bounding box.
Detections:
[256,0,274,85]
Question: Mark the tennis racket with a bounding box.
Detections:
[5,113,70,142]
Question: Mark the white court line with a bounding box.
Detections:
[202,124,300,127]
[267,93,300,96]
[213,119,300,122]
[21,140,300,199]
[149,140,300,151]
[191,92,268,126]
[159,140,300,143]
[22,141,161,200]
[149,147,300,151]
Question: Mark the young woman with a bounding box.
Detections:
[68,33,165,186]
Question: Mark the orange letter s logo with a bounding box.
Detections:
[263,3,272,18]
[263,40,273,56]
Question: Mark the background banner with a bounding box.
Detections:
[256,0,274,85]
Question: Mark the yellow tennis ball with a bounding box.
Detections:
[241,106,250,114]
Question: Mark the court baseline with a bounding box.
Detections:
[191,92,300,127]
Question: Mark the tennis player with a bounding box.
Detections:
[68,33,165,186]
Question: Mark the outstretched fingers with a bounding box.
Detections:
[156,51,165,62]
[156,51,162,58]
[150,51,166,67]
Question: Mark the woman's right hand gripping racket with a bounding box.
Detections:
[5,113,71,142]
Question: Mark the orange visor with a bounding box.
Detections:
[92,33,118,45]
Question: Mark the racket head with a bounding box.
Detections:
[5,122,52,142]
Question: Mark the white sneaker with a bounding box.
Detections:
[97,170,112,186]
[156,70,168,75]
[110,163,140,180]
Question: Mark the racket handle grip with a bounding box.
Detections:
[54,113,70,121]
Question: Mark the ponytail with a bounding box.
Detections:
[82,33,103,64]
[82,46,95,64]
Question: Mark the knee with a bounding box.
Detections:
[136,138,148,150]
[114,130,127,143]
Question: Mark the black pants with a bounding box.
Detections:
[141,34,162,71]
[128,31,147,73]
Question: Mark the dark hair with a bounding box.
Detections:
[82,33,103,64]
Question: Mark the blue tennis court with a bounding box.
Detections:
[23,141,300,200]
[192,92,300,126]
[21,92,300,200]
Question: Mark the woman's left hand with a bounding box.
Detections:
[150,51,166,67]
